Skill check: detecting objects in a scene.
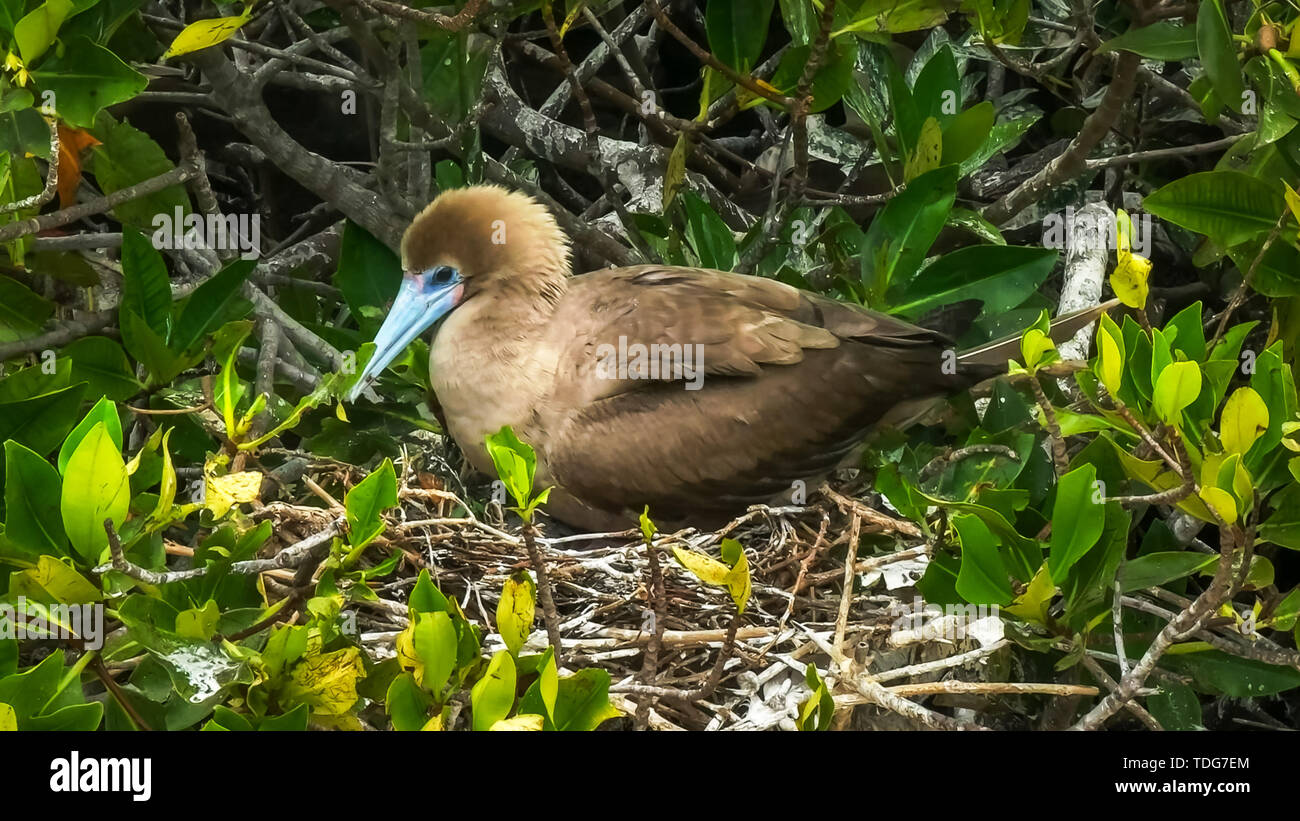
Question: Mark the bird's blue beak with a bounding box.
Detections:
[346,271,463,402]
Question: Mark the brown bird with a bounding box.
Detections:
[348,185,1107,531]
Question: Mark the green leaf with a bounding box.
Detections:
[888,244,1057,319]
[15,0,74,63]
[705,0,775,72]
[169,257,255,354]
[1097,21,1197,61]
[30,36,147,128]
[57,396,121,474]
[484,425,537,509]
[0,274,54,342]
[3,441,66,556]
[953,513,1013,605]
[409,611,457,695]
[336,221,402,336]
[345,458,398,550]
[496,570,535,656]
[119,306,193,385]
[0,383,86,457]
[1152,361,1202,425]
[768,37,858,112]
[1162,650,1300,697]
[861,164,958,298]
[940,101,994,166]
[1118,551,1217,593]
[1196,0,1244,113]
[1048,464,1106,582]
[119,227,171,336]
[470,650,516,731]
[90,113,191,230]
[59,420,129,562]
[681,190,737,270]
[1144,171,1283,247]
[62,337,141,401]
[551,667,620,731]
[386,672,434,731]
[835,0,953,35]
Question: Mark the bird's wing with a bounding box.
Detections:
[538,266,966,524]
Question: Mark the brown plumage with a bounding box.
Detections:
[353,185,1102,531]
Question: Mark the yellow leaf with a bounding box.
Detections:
[496,570,535,656]
[904,117,942,181]
[1152,361,1201,425]
[1020,328,1055,370]
[1096,318,1123,395]
[724,545,751,615]
[0,703,14,731]
[489,714,545,731]
[1220,387,1269,455]
[205,470,262,518]
[421,713,444,731]
[1004,562,1057,625]
[162,11,253,59]
[672,546,731,586]
[1111,210,1150,309]
[663,131,690,208]
[282,646,365,717]
[1198,486,1237,524]
[1285,181,1300,241]
[335,402,349,423]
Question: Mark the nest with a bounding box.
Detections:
[263,434,1035,732]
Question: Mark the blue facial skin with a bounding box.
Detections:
[346,266,464,402]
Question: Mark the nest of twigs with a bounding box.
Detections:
[241,428,1058,732]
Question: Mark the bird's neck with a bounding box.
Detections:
[428,271,567,470]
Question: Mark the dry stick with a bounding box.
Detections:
[90,656,153,731]
[521,522,564,664]
[101,517,344,584]
[0,310,115,360]
[361,0,486,30]
[1073,522,1239,729]
[831,513,862,667]
[919,444,1020,482]
[0,165,193,243]
[733,0,837,276]
[983,50,1141,225]
[251,319,279,438]
[539,2,659,263]
[613,611,742,702]
[1084,134,1243,169]
[1027,374,1070,475]
[1208,207,1291,351]
[849,675,989,730]
[644,0,792,108]
[635,534,667,730]
[0,116,58,215]
[884,681,1100,698]
[1078,654,1162,730]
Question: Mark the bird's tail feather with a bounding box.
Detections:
[956,298,1121,368]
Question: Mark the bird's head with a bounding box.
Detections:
[347,185,571,401]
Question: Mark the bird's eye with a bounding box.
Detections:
[427,265,458,285]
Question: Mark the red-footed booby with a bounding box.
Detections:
[347,185,1107,531]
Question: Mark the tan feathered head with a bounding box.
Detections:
[347,185,572,402]
[401,185,572,290]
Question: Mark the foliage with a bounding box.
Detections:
[0,0,1297,732]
